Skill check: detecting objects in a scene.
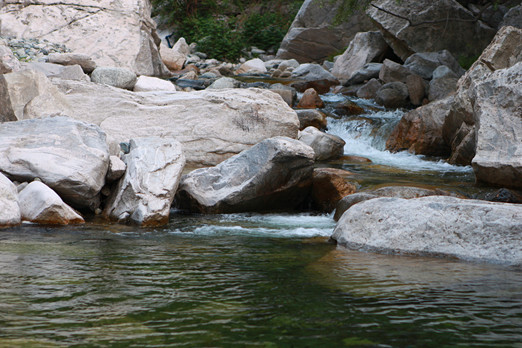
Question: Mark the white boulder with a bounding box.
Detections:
[18,181,84,225]
[104,137,185,226]
[0,172,21,228]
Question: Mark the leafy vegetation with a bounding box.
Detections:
[151,0,303,61]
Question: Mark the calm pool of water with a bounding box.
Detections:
[1,214,521,347]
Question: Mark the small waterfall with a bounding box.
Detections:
[321,94,472,173]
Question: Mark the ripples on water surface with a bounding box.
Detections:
[1,215,521,347]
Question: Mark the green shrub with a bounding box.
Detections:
[242,13,290,52]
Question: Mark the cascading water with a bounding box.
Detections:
[321,93,473,173]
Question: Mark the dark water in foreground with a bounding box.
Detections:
[1,215,521,347]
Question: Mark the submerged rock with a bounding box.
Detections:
[0,116,110,210]
[175,137,315,213]
[0,172,21,228]
[332,196,522,265]
[18,181,84,225]
[104,137,185,226]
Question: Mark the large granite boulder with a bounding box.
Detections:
[0,116,110,210]
[444,26,522,180]
[375,81,409,108]
[16,77,299,167]
[332,196,522,265]
[104,137,185,226]
[471,62,522,189]
[0,0,169,76]
[0,69,69,122]
[367,0,496,61]
[276,0,375,63]
[386,96,452,156]
[331,31,389,83]
[47,53,96,73]
[175,137,315,213]
[18,181,84,225]
[0,172,21,228]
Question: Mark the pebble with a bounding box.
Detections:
[1,36,70,62]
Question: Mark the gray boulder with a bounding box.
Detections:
[291,63,339,93]
[356,78,382,99]
[367,0,496,62]
[207,77,240,89]
[375,81,409,108]
[405,74,427,106]
[379,59,411,83]
[345,63,383,86]
[104,137,185,226]
[276,0,375,63]
[428,76,458,102]
[298,126,345,161]
[432,65,459,80]
[404,51,465,80]
[332,196,522,265]
[18,181,84,225]
[106,155,126,183]
[91,67,137,90]
[175,137,315,213]
[501,5,522,29]
[268,83,297,107]
[295,109,327,130]
[0,172,21,228]
[331,31,389,83]
[0,116,110,210]
[444,26,522,167]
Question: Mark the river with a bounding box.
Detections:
[1,92,521,347]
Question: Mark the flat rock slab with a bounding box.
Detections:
[0,116,109,210]
[51,79,299,167]
[104,137,185,226]
[176,137,315,213]
[332,196,522,265]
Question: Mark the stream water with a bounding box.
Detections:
[1,92,521,347]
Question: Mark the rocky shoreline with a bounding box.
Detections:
[1,0,521,266]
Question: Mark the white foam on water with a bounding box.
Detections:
[169,213,335,238]
[327,111,473,173]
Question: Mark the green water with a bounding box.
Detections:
[1,216,521,347]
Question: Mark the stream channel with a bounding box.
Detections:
[1,91,521,347]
